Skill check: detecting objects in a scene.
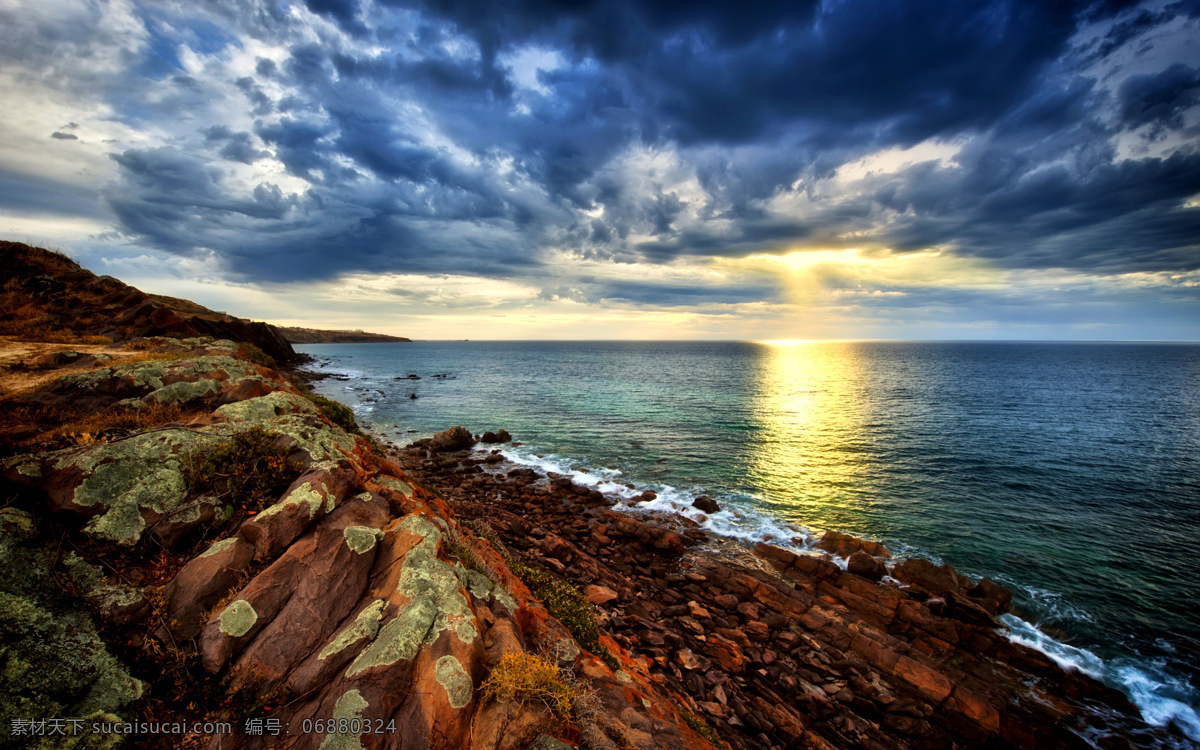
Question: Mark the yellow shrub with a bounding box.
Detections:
[481,652,574,717]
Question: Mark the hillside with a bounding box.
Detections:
[277,326,412,344]
[0,241,294,362]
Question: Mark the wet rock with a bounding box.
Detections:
[479,429,512,444]
[967,577,1013,615]
[847,551,886,581]
[816,529,891,559]
[893,557,972,598]
[427,425,476,452]
[691,495,720,513]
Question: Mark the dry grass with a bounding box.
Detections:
[481,652,576,717]
[0,401,204,456]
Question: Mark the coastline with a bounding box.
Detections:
[372,419,1191,748]
[301,339,1200,746]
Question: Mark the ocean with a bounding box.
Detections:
[298,340,1200,741]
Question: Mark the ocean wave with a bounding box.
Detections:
[1001,615,1200,743]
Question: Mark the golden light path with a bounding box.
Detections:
[745,340,878,537]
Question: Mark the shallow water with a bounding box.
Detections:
[300,340,1200,740]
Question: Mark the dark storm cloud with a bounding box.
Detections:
[63,0,1199,287]
[1118,63,1200,136]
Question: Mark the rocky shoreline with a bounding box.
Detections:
[387,427,1187,749]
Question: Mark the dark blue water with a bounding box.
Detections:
[300,340,1200,738]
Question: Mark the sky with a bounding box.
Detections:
[1,0,1199,340]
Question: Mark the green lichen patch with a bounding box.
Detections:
[61,554,143,613]
[345,596,438,677]
[218,600,258,637]
[435,655,472,709]
[343,526,381,554]
[377,476,413,498]
[48,429,221,544]
[318,600,388,661]
[144,378,220,405]
[258,480,327,520]
[317,689,369,750]
[199,537,240,559]
[395,520,477,646]
[0,591,142,733]
[214,391,318,424]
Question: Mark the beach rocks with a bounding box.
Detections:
[480,429,512,443]
[692,495,720,513]
[403,450,1174,750]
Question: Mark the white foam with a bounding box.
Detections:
[1001,615,1200,742]
[483,443,815,551]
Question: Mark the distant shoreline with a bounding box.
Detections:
[276,325,411,344]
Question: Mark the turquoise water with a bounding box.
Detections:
[300,340,1200,739]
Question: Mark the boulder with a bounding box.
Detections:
[585,584,619,606]
[479,429,512,444]
[967,577,1013,615]
[817,529,891,559]
[691,495,720,513]
[847,551,886,581]
[893,557,972,598]
[428,426,476,452]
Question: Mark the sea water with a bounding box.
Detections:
[299,340,1200,741]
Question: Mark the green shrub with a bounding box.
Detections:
[682,710,725,747]
[237,342,275,367]
[182,427,304,512]
[508,558,617,668]
[303,392,358,433]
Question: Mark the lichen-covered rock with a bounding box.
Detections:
[199,494,392,682]
[160,535,256,639]
[0,510,142,734]
[43,428,221,546]
[216,392,358,468]
[239,468,354,561]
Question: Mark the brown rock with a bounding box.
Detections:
[162,536,256,639]
[675,648,708,671]
[240,467,353,561]
[585,584,619,606]
[847,551,886,581]
[892,557,972,598]
[816,529,891,559]
[687,600,711,619]
[967,577,1013,615]
[893,655,954,704]
[428,425,476,451]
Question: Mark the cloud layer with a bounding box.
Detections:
[0,0,1198,337]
